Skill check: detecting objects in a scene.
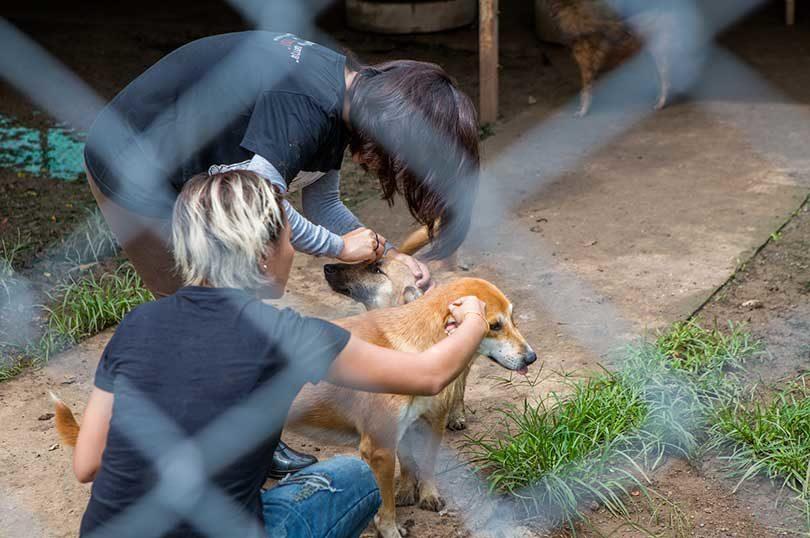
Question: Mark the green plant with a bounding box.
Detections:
[708,376,810,528]
[0,232,28,300]
[0,332,63,380]
[58,208,119,265]
[44,262,153,348]
[654,319,759,375]
[466,354,701,528]
[465,320,761,530]
[479,123,496,140]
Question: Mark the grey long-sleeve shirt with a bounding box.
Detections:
[208,155,363,257]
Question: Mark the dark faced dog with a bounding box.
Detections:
[545,0,678,116]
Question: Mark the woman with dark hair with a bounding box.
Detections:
[83,31,480,478]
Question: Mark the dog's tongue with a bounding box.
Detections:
[517,365,529,376]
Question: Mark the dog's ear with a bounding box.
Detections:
[402,286,423,304]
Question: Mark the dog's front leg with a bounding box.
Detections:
[651,44,670,111]
[572,38,607,117]
[416,414,448,512]
[360,434,407,538]
[446,397,466,431]
[396,428,421,507]
[445,370,470,431]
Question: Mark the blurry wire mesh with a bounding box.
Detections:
[1,0,807,535]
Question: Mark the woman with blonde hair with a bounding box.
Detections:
[71,170,488,538]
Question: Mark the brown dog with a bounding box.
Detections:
[53,278,535,538]
[545,0,675,116]
[323,258,470,431]
[286,278,535,537]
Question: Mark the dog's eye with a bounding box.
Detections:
[371,265,385,275]
[490,320,503,331]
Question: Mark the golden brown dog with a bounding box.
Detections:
[286,278,535,537]
[53,278,535,538]
[544,0,675,116]
[323,258,470,431]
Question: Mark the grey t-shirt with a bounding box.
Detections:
[84,31,349,220]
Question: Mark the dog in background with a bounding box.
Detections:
[544,0,677,116]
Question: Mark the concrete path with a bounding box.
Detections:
[2,93,809,536]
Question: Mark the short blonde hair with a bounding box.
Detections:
[171,170,285,289]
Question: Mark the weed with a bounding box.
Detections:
[465,320,761,530]
[0,340,49,381]
[466,352,700,527]
[44,262,153,349]
[0,232,28,300]
[708,375,810,527]
[58,208,119,265]
[654,318,759,376]
[479,123,496,140]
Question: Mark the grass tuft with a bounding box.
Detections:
[58,208,119,265]
[654,318,759,375]
[43,262,153,350]
[465,320,761,529]
[0,232,28,301]
[708,375,810,525]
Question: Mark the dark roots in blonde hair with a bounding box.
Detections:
[172,170,286,289]
[346,58,480,260]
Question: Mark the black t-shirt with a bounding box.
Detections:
[80,286,350,538]
[84,32,349,218]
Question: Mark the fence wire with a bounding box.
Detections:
[1,0,807,535]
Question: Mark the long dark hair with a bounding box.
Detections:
[346,57,480,260]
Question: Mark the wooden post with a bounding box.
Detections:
[786,0,796,25]
[479,0,499,125]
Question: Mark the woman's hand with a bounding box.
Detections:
[388,249,433,291]
[339,227,386,264]
[445,296,488,335]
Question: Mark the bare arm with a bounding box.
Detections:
[326,297,488,396]
[73,387,113,483]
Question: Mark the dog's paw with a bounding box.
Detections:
[654,95,668,110]
[418,484,446,512]
[418,492,446,512]
[396,481,418,507]
[574,107,589,118]
[374,516,407,538]
[445,413,466,431]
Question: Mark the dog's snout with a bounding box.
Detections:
[324,264,337,275]
[525,350,537,365]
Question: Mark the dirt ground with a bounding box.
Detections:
[576,201,810,538]
[2,1,810,537]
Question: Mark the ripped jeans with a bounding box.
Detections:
[261,455,381,538]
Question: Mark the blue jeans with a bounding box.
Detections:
[262,456,381,538]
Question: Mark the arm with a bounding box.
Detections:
[303,170,431,288]
[326,296,488,396]
[301,170,366,237]
[247,154,345,257]
[73,387,113,483]
[248,155,385,261]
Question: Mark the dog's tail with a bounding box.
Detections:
[50,392,80,447]
[399,225,431,256]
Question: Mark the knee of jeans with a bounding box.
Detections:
[334,456,377,485]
